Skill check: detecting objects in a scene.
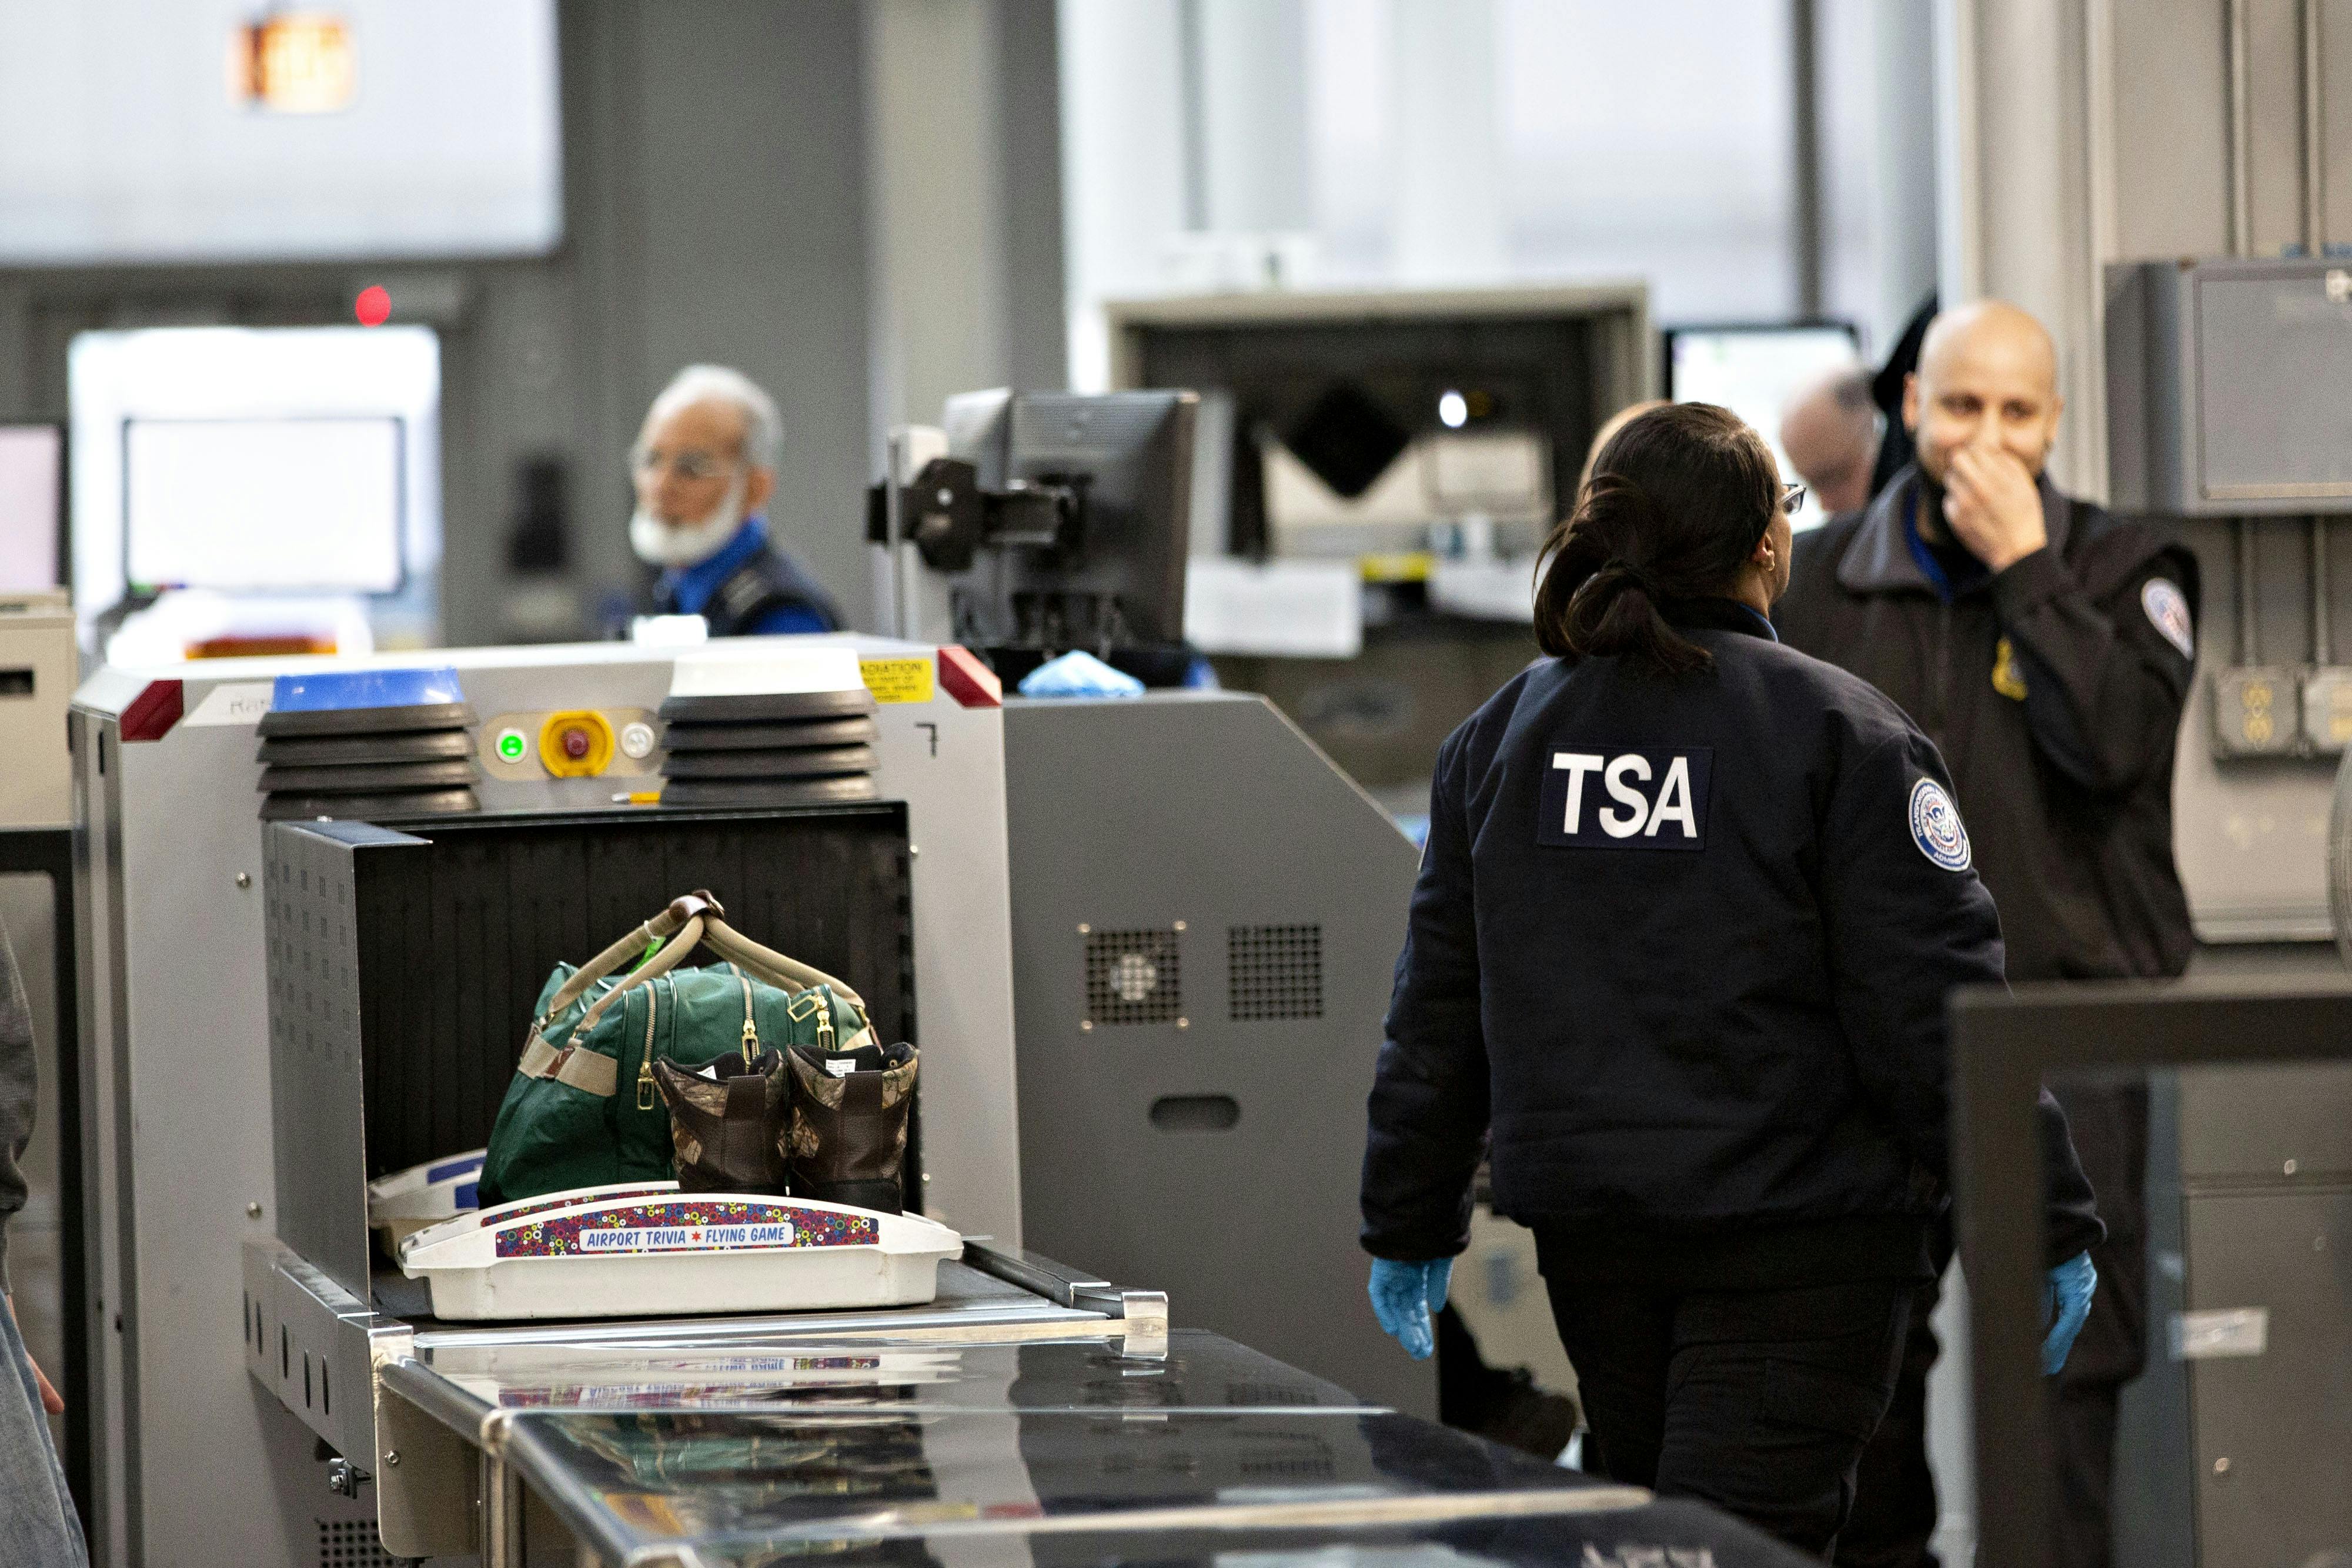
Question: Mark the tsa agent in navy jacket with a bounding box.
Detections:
[1359,404,2103,1559]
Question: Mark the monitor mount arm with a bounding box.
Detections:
[877,459,1092,575]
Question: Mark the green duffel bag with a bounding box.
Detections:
[476,891,874,1206]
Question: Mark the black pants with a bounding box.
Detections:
[1534,1243,1912,1560]
[1838,1085,2147,1568]
[1833,1271,2132,1568]
[1835,1272,2134,1568]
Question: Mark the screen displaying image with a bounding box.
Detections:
[125,416,403,593]
[1669,325,1864,529]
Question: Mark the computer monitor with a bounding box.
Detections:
[939,389,1197,652]
[1665,322,1864,528]
[0,424,62,592]
[123,416,405,594]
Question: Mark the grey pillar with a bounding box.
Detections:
[1935,0,2105,496]
[1198,0,1312,236]
[1392,0,1506,283]
[1872,0,1941,346]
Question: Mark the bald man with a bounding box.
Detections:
[1779,365,1880,516]
[1776,301,2197,1568]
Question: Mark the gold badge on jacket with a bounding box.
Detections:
[1992,637,2029,701]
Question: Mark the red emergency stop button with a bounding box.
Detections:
[539,710,616,777]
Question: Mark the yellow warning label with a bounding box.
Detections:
[1360,550,1435,584]
[860,657,935,705]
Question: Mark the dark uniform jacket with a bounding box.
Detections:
[1775,465,2196,1380]
[650,528,844,637]
[1775,466,2197,982]
[1359,600,2104,1287]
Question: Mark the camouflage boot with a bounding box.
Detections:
[785,1041,917,1213]
[653,1049,791,1194]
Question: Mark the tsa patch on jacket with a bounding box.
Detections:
[1540,747,1712,851]
[1907,777,1972,871]
[2142,577,2194,660]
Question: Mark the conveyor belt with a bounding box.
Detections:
[251,1241,1810,1566]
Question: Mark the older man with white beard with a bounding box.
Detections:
[631,365,843,636]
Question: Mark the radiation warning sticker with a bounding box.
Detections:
[2142,578,2194,660]
[860,657,936,704]
[1909,777,1973,872]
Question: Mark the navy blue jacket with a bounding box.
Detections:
[652,516,843,636]
[1359,599,2104,1281]
[1776,467,2197,984]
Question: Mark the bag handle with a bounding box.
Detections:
[699,915,873,1030]
[539,892,723,1034]
[532,890,876,1048]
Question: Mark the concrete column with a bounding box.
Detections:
[1198,0,1312,235]
[1935,0,2106,495]
[998,0,1070,395]
[1818,0,1940,353]
[1872,0,1941,346]
[1057,0,1189,387]
[865,0,1012,443]
[864,0,1069,454]
[1391,0,1506,284]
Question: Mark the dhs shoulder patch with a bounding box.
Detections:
[1908,777,1972,872]
[2141,577,2194,660]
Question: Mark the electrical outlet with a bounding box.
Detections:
[2210,667,2301,757]
[2298,667,2352,754]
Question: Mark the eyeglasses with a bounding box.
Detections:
[632,446,733,482]
[1778,482,1807,516]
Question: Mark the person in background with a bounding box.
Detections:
[0,914,85,1567]
[632,365,844,636]
[1776,300,2194,1568]
[1780,365,1882,517]
[1362,402,2103,1559]
[1867,297,1937,500]
[1579,399,1668,496]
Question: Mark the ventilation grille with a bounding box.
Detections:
[256,704,480,823]
[316,1518,415,1567]
[1083,928,1182,1025]
[1228,924,1323,1021]
[657,687,881,808]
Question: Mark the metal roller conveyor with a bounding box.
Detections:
[248,1233,1816,1567]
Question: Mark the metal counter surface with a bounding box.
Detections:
[369,1314,1813,1567]
[412,1329,1366,1416]
[670,1500,1810,1568]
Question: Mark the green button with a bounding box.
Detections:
[497,731,527,763]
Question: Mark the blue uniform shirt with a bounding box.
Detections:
[660,516,835,636]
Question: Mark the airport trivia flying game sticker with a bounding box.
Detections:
[2142,578,2194,660]
[1909,777,1972,872]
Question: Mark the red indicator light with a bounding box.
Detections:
[354,286,390,327]
[562,727,592,761]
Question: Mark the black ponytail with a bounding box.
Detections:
[1533,403,1780,674]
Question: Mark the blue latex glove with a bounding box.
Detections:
[1368,1258,1452,1360]
[1017,651,1145,698]
[2042,1251,2098,1375]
